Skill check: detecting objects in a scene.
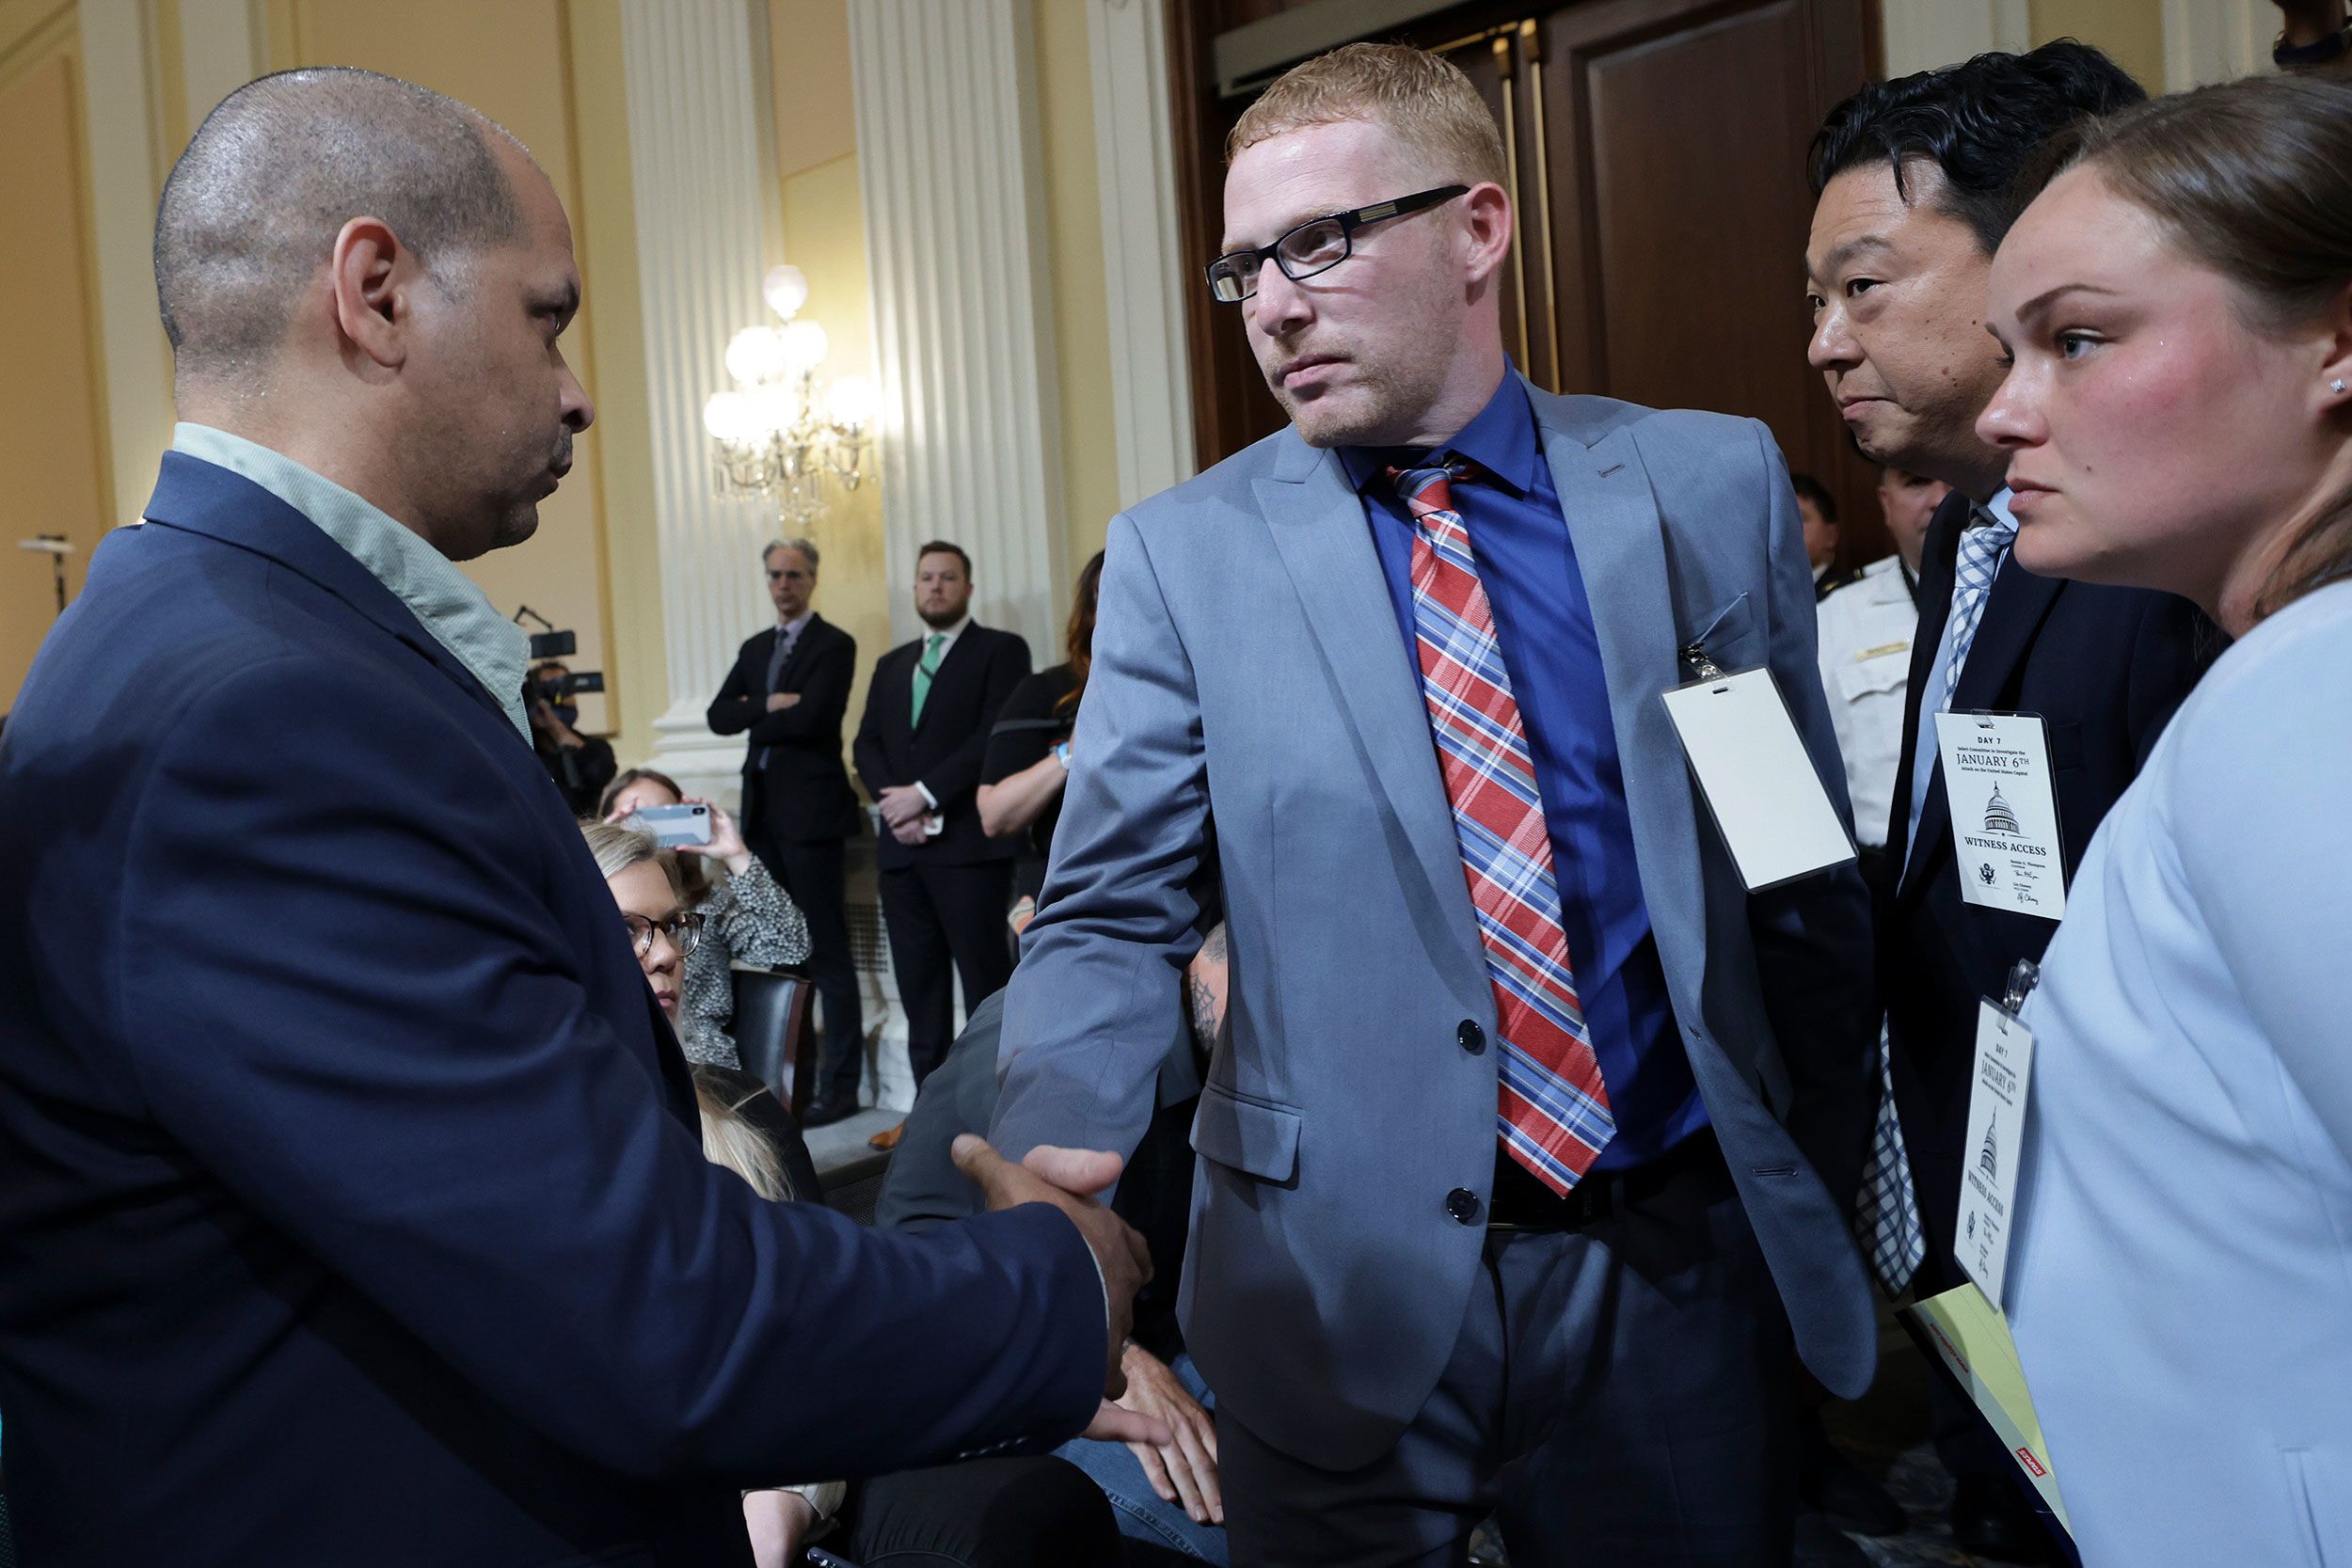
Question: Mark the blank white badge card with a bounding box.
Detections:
[1662,669,1855,892]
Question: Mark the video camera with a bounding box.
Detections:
[534,668,605,702]
[514,606,606,702]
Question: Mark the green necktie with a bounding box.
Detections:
[911,632,946,726]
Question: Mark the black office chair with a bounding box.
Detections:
[729,965,818,1122]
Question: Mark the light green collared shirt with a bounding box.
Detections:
[171,423,531,740]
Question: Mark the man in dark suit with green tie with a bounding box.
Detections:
[854,542,1031,1091]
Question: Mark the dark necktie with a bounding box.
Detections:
[766,622,800,692]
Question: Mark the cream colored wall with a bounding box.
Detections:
[566,0,666,769]
[79,0,177,538]
[0,19,111,709]
[777,151,895,740]
[1036,0,1120,585]
[2030,0,2168,86]
[766,0,892,743]
[770,0,854,180]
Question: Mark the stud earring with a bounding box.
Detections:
[2334,378,2348,394]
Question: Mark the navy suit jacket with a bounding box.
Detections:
[707,615,864,845]
[0,454,1103,1566]
[852,625,1032,869]
[1881,488,2220,1274]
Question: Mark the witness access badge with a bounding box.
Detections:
[1933,712,2066,920]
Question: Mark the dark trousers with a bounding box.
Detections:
[1216,1142,1796,1567]
[758,837,865,1104]
[834,1454,1122,1567]
[879,858,1015,1085]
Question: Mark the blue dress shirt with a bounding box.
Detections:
[1341,372,1705,1171]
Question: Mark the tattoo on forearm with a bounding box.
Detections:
[1185,973,1216,1053]
[1185,926,1229,1056]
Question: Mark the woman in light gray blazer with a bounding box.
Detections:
[1973,73,2352,1567]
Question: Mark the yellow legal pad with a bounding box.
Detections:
[1899,1283,2072,1531]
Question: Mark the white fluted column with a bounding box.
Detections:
[2162,0,2270,87]
[1879,0,2029,75]
[78,0,178,531]
[1089,0,1196,510]
[849,0,1065,651]
[620,0,783,797]
[177,0,264,123]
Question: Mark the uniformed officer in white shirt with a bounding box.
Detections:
[1815,467,1949,878]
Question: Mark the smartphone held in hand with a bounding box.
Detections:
[629,802,712,847]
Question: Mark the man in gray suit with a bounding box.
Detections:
[988,42,1877,1564]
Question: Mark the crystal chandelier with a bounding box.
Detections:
[703,264,878,531]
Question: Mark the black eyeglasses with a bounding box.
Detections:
[622,911,704,959]
[1205,185,1470,304]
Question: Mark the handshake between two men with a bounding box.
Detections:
[952,1133,1173,1448]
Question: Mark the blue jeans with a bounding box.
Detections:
[1055,1354,1230,1564]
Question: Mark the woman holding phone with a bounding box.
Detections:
[600,768,809,1069]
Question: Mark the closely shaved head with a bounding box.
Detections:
[151,67,593,562]
[155,68,526,386]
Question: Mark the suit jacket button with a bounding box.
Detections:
[1445,1188,1481,1225]
[1457,1020,1486,1054]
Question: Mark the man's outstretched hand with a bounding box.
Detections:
[951,1134,1155,1404]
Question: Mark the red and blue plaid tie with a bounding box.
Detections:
[1391,464,1614,1195]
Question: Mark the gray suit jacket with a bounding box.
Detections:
[993,381,1879,1467]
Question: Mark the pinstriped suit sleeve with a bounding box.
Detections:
[992,512,1211,1165]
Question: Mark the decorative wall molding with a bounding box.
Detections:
[848,0,1065,652]
[176,0,264,127]
[76,0,180,530]
[1088,0,1197,513]
[2161,0,2269,87]
[1878,0,2029,76]
[617,0,784,791]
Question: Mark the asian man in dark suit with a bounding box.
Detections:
[707,538,866,1124]
[1805,43,2217,1559]
[854,543,1032,1092]
[0,68,1154,1568]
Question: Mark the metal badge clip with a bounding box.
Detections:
[2001,958,2041,1016]
[1681,641,1729,683]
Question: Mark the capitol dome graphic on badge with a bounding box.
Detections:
[1983,785,2021,835]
